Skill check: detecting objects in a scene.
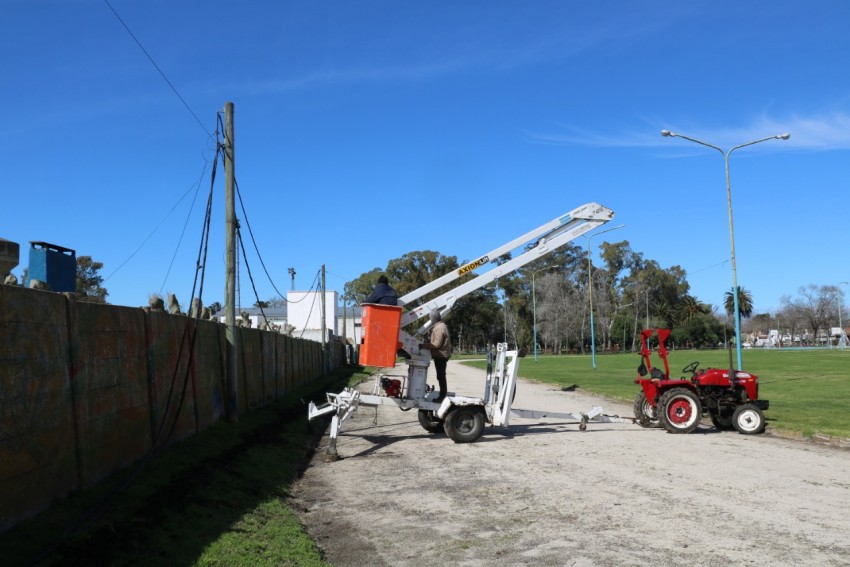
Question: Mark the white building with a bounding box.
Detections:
[287,290,338,342]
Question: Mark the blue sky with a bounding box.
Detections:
[3,1,849,313]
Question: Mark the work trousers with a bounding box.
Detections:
[433,356,448,399]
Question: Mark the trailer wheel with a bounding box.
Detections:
[658,387,702,434]
[443,406,485,443]
[417,409,444,434]
[732,403,765,435]
[633,392,658,428]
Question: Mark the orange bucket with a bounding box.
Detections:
[359,304,402,367]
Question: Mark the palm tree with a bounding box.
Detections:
[724,286,753,319]
[680,295,706,324]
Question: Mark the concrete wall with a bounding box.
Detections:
[0,284,345,532]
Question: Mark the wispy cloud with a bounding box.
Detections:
[225,5,695,96]
[526,112,850,151]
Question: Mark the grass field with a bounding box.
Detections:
[463,348,850,439]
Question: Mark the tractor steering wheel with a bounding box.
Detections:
[682,361,699,375]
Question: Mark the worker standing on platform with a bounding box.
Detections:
[364,274,398,305]
[420,309,452,402]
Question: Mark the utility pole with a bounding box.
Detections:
[288,267,296,290]
[320,264,327,375]
[224,102,238,422]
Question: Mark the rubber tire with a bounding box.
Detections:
[732,403,766,435]
[710,408,735,431]
[417,409,444,434]
[658,387,702,434]
[443,406,485,443]
[633,391,658,428]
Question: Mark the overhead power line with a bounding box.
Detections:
[103,0,213,140]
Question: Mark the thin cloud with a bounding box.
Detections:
[224,5,695,96]
[526,111,850,151]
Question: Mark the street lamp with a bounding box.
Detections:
[661,129,790,370]
[839,282,849,350]
[585,224,625,368]
[531,266,562,362]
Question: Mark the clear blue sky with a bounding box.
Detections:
[3,1,849,313]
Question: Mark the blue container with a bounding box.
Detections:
[27,242,76,292]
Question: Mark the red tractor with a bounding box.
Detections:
[633,329,769,434]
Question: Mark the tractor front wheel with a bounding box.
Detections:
[633,392,658,428]
[658,387,702,434]
[443,406,486,443]
[732,403,766,435]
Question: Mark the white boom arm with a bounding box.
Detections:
[398,202,614,353]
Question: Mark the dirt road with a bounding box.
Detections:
[291,360,850,566]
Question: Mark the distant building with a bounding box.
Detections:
[213,298,363,345]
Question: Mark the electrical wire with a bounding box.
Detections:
[103,0,214,140]
[103,153,210,284]
[158,146,220,295]
[27,137,219,565]
[299,269,322,338]
[234,178,290,301]
[237,228,271,326]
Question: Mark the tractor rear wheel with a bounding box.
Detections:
[658,387,702,434]
[732,403,766,435]
[418,409,444,433]
[633,392,658,428]
[443,406,485,443]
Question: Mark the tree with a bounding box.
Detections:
[724,286,754,319]
[343,267,384,305]
[386,250,460,298]
[781,284,840,345]
[76,256,108,303]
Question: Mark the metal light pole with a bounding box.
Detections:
[839,282,849,350]
[532,266,562,362]
[585,224,625,368]
[661,129,790,370]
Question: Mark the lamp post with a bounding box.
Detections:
[617,302,633,352]
[839,282,849,350]
[661,129,789,370]
[531,266,562,362]
[585,224,625,368]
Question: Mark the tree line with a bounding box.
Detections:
[343,241,847,353]
[22,249,840,350]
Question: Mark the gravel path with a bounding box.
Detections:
[292,359,850,566]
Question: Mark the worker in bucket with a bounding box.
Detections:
[364,274,398,305]
[419,309,452,403]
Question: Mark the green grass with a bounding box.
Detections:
[0,365,374,567]
[465,348,850,438]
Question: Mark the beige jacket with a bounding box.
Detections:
[424,321,452,359]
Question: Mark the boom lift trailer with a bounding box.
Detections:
[308,202,632,452]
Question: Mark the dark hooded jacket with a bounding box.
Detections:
[364,283,398,306]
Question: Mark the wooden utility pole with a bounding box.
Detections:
[321,264,327,375]
[224,102,239,421]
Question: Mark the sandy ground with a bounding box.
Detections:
[291,360,850,566]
